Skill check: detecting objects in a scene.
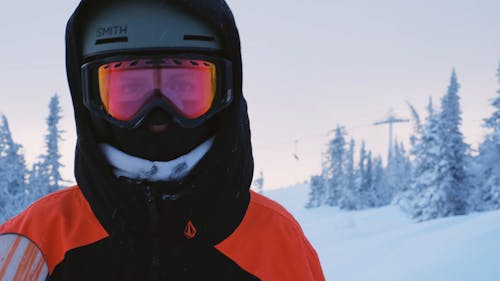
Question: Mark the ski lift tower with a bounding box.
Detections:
[374,108,409,161]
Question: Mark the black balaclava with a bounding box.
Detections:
[94,108,218,161]
[66,0,254,244]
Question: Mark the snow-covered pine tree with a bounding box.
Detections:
[410,71,469,221]
[399,142,412,191]
[306,175,326,209]
[404,97,441,220]
[338,139,357,210]
[400,97,441,219]
[307,128,344,208]
[28,94,65,198]
[476,62,500,210]
[435,70,469,216]
[355,140,366,198]
[26,161,51,203]
[386,141,401,201]
[324,126,347,206]
[371,155,388,207]
[42,94,65,193]
[387,141,412,197]
[353,141,366,209]
[0,115,28,223]
[362,150,375,208]
[353,141,375,209]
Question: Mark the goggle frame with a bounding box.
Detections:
[81,53,233,129]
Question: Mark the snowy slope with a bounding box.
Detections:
[265,184,500,281]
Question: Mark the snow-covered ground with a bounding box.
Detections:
[265,184,500,281]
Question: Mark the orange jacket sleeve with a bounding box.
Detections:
[0,186,109,274]
[216,191,326,281]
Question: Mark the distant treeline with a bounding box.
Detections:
[307,66,500,222]
[0,95,64,223]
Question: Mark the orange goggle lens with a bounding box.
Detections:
[98,58,216,121]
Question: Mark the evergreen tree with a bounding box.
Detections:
[372,155,388,206]
[324,126,347,206]
[386,141,400,200]
[387,141,412,197]
[27,161,52,202]
[399,142,413,191]
[38,94,65,194]
[400,97,441,218]
[362,151,375,208]
[356,141,367,194]
[338,139,357,210]
[26,94,65,200]
[409,71,469,221]
[353,141,375,209]
[306,175,326,209]
[0,117,10,222]
[435,70,469,216]
[476,62,500,210]
[0,115,28,222]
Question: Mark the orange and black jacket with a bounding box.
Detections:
[0,186,325,280]
[0,0,325,280]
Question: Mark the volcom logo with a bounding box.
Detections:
[184,220,197,239]
[96,25,128,38]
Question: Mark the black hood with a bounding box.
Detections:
[65,0,253,244]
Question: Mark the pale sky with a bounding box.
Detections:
[0,0,499,189]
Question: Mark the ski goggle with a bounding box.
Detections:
[81,54,233,128]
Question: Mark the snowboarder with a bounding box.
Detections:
[0,0,325,280]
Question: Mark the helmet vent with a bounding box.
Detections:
[183,35,216,42]
[95,37,129,45]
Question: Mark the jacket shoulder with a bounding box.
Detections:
[247,191,303,228]
[0,234,48,280]
[216,191,325,281]
[0,186,108,275]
